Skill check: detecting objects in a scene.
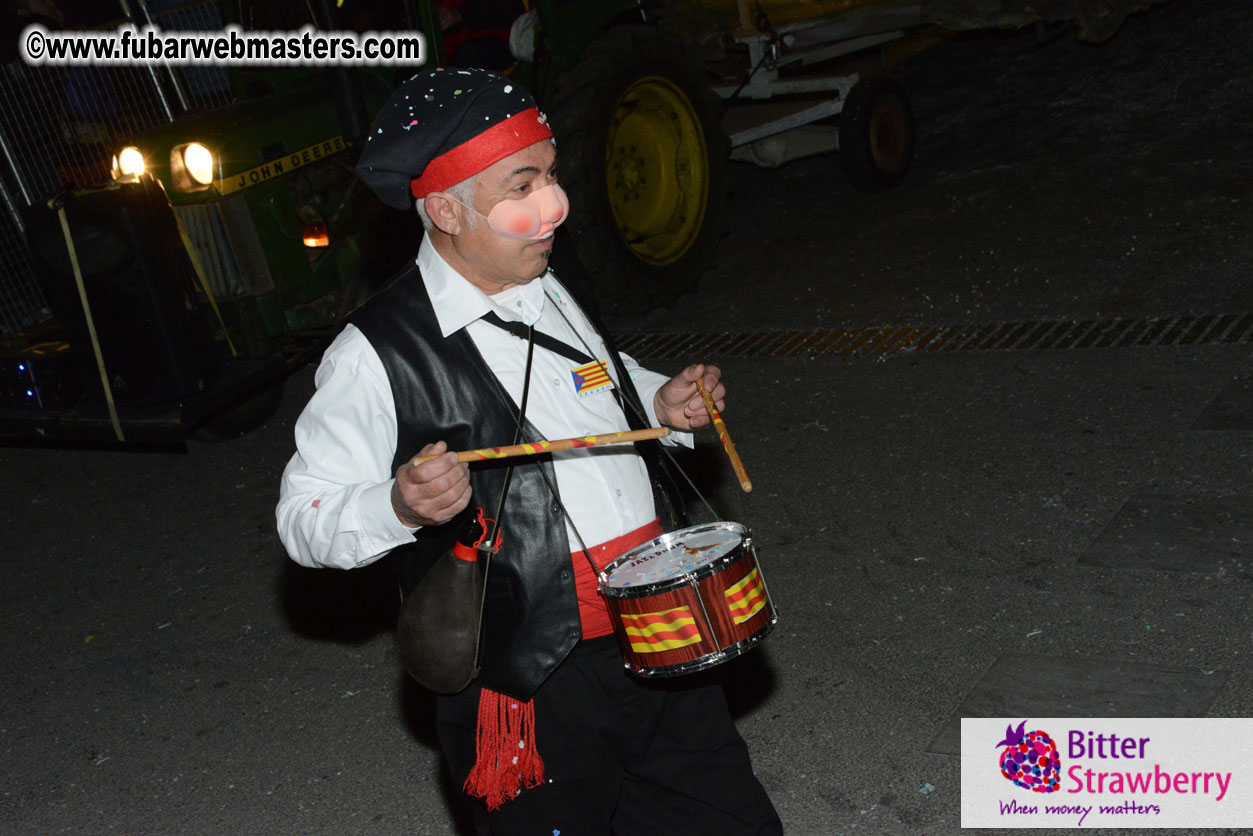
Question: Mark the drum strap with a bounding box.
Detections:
[481,321,534,562]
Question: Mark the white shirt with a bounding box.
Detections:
[276,234,689,570]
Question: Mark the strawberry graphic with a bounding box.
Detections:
[996,720,1061,793]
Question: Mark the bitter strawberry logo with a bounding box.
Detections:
[996,720,1061,793]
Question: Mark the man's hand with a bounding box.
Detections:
[391,440,472,528]
[654,363,725,430]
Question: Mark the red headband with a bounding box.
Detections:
[410,108,553,199]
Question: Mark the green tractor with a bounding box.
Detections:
[2,0,421,442]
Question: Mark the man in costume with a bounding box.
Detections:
[276,67,781,834]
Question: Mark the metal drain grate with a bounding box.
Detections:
[616,313,1253,361]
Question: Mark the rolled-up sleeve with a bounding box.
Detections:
[276,326,417,570]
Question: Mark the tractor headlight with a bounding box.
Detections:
[171,142,215,191]
[112,146,146,180]
[183,143,214,185]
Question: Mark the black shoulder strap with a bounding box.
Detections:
[478,310,594,367]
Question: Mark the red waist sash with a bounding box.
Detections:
[573,519,664,638]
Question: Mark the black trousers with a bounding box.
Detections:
[436,637,783,835]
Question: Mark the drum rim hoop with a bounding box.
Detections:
[598,521,750,596]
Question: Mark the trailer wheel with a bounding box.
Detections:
[552,26,728,314]
[839,77,914,192]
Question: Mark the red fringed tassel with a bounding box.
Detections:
[463,687,545,811]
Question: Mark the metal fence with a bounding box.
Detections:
[0,177,46,338]
[0,0,235,339]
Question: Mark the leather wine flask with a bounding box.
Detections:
[396,508,499,693]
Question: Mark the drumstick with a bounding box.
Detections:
[409,427,670,466]
[697,377,752,492]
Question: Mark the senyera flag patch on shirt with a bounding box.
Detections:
[570,360,615,398]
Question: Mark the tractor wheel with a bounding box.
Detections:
[839,77,915,192]
[551,25,728,315]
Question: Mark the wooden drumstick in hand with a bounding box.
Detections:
[409,427,669,466]
[697,378,752,492]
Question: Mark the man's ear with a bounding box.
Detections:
[424,193,462,236]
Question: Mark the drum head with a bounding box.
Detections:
[601,522,746,591]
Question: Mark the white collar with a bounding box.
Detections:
[416,234,549,337]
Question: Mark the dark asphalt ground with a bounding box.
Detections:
[2,1,1250,833]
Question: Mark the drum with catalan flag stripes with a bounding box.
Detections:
[598,522,777,677]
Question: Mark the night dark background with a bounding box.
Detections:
[2,0,1250,833]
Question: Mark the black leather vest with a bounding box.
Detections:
[349,259,685,699]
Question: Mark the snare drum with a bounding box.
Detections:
[598,522,777,677]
